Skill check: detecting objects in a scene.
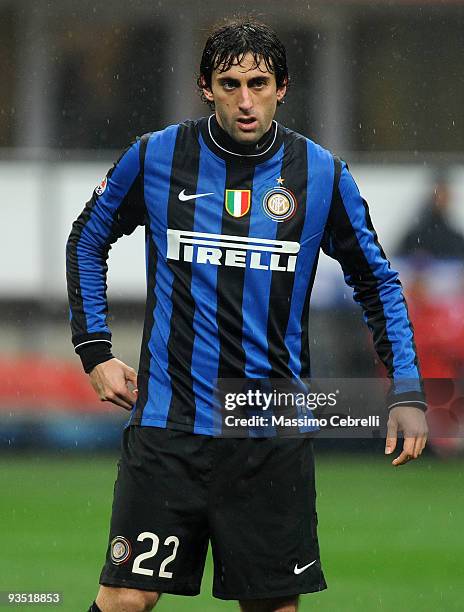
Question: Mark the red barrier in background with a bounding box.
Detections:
[0,355,103,413]
[1,356,463,455]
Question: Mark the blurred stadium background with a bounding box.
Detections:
[1,0,463,610]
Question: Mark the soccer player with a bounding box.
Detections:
[66,19,428,612]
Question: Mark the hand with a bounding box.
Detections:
[385,406,428,467]
[89,358,138,411]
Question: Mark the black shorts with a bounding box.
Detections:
[99,425,327,600]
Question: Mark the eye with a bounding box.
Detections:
[222,81,236,91]
[252,79,267,89]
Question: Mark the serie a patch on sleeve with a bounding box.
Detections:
[95,176,107,196]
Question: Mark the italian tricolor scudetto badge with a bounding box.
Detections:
[225,189,251,218]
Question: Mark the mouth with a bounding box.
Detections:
[236,116,258,131]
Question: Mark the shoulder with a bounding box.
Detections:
[131,120,201,166]
[109,120,201,175]
[140,118,202,144]
[279,124,340,179]
[279,124,337,161]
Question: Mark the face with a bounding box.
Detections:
[202,52,287,145]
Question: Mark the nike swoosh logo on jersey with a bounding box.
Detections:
[293,559,317,574]
[178,189,214,201]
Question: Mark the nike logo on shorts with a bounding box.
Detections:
[293,559,317,574]
[178,189,214,202]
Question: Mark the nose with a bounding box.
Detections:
[238,86,253,112]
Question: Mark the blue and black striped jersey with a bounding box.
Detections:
[66,116,425,434]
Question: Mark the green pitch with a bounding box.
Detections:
[2,453,463,611]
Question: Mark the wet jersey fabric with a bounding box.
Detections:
[66,117,425,435]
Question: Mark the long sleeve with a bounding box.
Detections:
[66,138,146,372]
[321,160,426,410]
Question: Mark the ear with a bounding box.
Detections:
[200,75,214,103]
[203,87,214,103]
[276,79,287,103]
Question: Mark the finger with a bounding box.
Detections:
[418,434,428,455]
[102,388,134,411]
[114,388,138,408]
[392,449,412,466]
[392,437,415,466]
[125,367,138,390]
[421,435,428,453]
[385,419,398,455]
[102,395,133,411]
[404,436,416,455]
[113,396,134,411]
[413,435,424,458]
[411,429,428,457]
[125,386,139,403]
[111,376,137,401]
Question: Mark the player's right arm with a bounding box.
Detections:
[66,137,147,409]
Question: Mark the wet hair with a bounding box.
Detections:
[197,18,289,107]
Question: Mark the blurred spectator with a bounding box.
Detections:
[405,272,464,378]
[396,176,464,259]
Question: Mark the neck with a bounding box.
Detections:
[210,115,276,157]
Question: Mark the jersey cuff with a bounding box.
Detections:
[386,390,427,412]
[75,340,114,374]
[72,331,112,349]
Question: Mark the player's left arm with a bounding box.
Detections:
[321,159,428,466]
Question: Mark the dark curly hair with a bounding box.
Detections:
[197,18,289,108]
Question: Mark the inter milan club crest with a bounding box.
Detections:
[110,536,132,565]
[262,186,297,222]
[225,189,251,218]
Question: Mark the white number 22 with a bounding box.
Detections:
[132,532,180,579]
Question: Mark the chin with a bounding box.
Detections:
[234,130,260,145]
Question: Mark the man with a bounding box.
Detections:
[66,19,428,612]
[396,175,464,260]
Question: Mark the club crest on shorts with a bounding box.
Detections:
[262,187,297,222]
[110,536,132,565]
[225,189,251,218]
[95,176,107,196]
